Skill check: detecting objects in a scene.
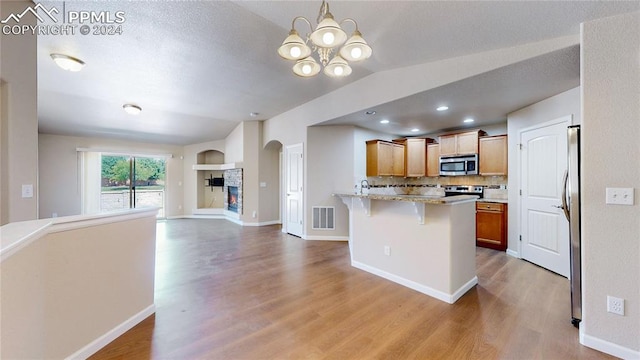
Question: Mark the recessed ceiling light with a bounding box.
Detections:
[50,53,85,72]
[464,118,474,123]
[365,110,376,115]
[411,128,420,132]
[250,112,259,117]
[123,104,142,115]
[380,119,389,124]
[436,106,449,111]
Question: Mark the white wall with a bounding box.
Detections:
[224,122,243,164]
[0,1,38,224]
[580,12,639,357]
[506,87,581,254]
[240,121,260,223]
[306,126,355,239]
[38,134,184,218]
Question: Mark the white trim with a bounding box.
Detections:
[49,207,160,234]
[303,235,349,241]
[0,220,52,262]
[506,249,520,258]
[580,331,640,360]
[352,261,478,304]
[65,304,155,360]
[192,208,224,215]
[242,220,282,227]
[76,147,173,158]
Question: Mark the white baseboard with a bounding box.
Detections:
[65,304,155,360]
[506,249,520,258]
[352,261,477,304]
[580,330,640,360]
[303,235,349,241]
[242,220,282,227]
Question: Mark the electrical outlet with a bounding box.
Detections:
[384,246,391,256]
[605,188,634,205]
[607,296,625,316]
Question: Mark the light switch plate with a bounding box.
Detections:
[21,184,34,198]
[605,188,634,205]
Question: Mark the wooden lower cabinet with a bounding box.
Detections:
[476,202,507,251]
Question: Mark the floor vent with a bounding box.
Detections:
[312,206,335,230]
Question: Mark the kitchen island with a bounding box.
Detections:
[334,193,478,304]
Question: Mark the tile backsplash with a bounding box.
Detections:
[365,175,507,187]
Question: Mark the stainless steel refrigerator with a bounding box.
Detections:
[562,125,582,327]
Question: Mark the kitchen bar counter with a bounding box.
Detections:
[333,193,478,204]
[335,193,478,304]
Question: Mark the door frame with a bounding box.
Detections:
[284,143,304,237]
[516,115,572,258]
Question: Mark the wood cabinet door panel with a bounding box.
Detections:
[438,135,457,156]
[479,135,508,175]
[392,143,405,176]
[427,143,440,177]
[405,139,426,177]
[456,132,479,155]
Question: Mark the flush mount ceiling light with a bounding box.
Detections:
[436,106,449,111]
[277,0,372,78]
[50,53,85,72]
[380,119,389,124]
[123,104,142,115]
[464,118,475,123]
[411,128,420,132]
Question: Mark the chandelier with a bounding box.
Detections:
[277,0,372,78]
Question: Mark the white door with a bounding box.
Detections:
[286,144,303,237]
[520,117,570,277]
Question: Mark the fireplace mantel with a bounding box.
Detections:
[192,162,243,171]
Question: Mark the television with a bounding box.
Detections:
[211,177,224,187]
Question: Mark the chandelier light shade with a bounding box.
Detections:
[277,0,371,78]
[324,55,352,77]
[50,53,85,72]
[293,57,321,77]
[277,29,312,60]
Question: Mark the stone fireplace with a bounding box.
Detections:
[223,169,242,215]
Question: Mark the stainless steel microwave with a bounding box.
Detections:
[439,154,478,176]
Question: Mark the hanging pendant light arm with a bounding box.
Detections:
[291,16,313,36]
[339,18,359,32]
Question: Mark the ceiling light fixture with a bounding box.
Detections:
[436,106,449,111]
[380,119,389,124]
[464,118,474,123]
[123,104,142,115]
[365,110,376,115]
[50,53,85,72]
[277,0,372,78]
[250,112,259,117]
[411,128,420,132]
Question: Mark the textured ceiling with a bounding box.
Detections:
[35,1,640,145]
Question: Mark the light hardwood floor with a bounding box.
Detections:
[90,219,613,359]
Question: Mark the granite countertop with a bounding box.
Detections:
[478,198,508,204]
[333,193,479,204]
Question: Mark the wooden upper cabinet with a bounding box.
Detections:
[394,138,434,177]
[479,135,508,176]
[392,143,405,177]
[427,143,440,177]
[366,140,404,177]
[438,130,487,156]
[438,135,457,156]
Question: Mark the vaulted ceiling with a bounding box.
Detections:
[36,1,640,145]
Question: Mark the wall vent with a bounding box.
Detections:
[312,206,335,230]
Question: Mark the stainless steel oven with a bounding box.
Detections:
[439,154,478,176]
